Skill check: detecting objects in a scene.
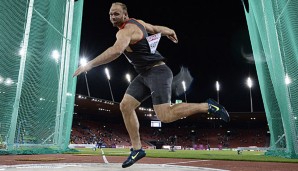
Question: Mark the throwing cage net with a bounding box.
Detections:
[0,0,84,154]
[242,0,298,158]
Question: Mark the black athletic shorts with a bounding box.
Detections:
[126,64,173,105]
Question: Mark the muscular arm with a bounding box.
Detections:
[138,20,178,43]
[73,29,131,77]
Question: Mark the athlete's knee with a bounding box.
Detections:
[120,100,130,114]
[120,95,139,114]
[154,104,172,123]
[154,107,172,123]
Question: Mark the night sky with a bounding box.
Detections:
[75,0,264,112]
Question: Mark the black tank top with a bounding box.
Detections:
[121,18,165,73]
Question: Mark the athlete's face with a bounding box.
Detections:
[109,4,127,27]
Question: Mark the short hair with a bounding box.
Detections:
[112,2,128,14]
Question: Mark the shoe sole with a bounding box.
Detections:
[122,154,146,168]
[221,108,230,122]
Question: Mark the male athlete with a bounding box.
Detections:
[73,2,230,168]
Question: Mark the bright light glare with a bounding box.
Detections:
[4,78,13,86]
[66,92,73,96]
[247,77,252,88]
[80,58,88,66]
[126,73,131,83]
[19,47,25,56]
[182,80,186,91]
[285,74,291,85]
[52,50,60,62]
[216,81,220,91]
[105,68,111,80]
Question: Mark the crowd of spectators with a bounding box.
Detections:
[70,117,269,149]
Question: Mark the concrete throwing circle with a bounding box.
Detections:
[0,163,229,171]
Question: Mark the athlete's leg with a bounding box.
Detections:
[120,93,147,168]
[120,93,142,149]
[153,102,208,123]
[148,65,229,123]
[146,65,209,122]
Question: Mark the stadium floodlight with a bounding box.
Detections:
[182,80,187,102]
[19,47,25,56]
[105,67,114,102]
[247,77,253,113]
[80,57,88,67]
[80,57,90,97]
[52,50,60,63]
[216,81,220,103]
[285,74,291,85]
[126,73,131,83]
[247,77,253,88]
[4,78,14,86]
[105,67,111,80]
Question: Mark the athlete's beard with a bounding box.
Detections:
[111,21,121,27]
[111,23,117,27]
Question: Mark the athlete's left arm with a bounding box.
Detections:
[137,20,178,43]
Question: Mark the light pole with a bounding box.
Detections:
[247,77,253,113]
[80,58,90,97]
[105,67,114,102]
[182,80,187,103]
[216,81,220,103]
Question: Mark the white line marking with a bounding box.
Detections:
[161,160,230,171]
[163,160,209,165]
[100,148,109,164]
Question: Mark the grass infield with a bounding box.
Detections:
[65,148,298,163]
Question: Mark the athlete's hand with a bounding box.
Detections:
[167,31,178,43]
[73,63,92,77]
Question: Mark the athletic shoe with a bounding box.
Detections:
[207,98,230,122]
[122,148,146,168]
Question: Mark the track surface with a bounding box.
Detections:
[0,154,298,171]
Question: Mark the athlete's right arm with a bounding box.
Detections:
[73,28,132,77]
